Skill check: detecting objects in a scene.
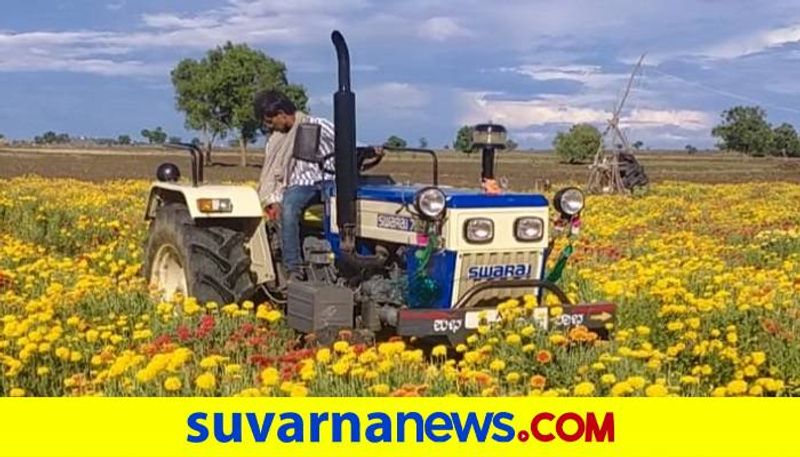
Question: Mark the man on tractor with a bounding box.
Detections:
[254,89,336,281]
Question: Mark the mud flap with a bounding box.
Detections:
[396,303,616,345]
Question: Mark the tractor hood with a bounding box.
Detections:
[356,184,549,209]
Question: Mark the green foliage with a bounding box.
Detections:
[632,140,644,150]
[117,135,131,145]
[685,144,698,154]
[383,135,407,148]
[505,139,518,151]
[141,127,167,144]
[454,125,472,152]
[711,106,774,156]
[553,124,601,164]
[171,42,308,165]
[418,137,428,148]
[771,123,800,157]
[168,136,182,144]
[34,131,70,145]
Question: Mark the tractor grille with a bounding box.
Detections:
[455,251,543,306]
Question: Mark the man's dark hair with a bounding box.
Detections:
[253,89,297,121]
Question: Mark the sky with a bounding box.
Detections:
[2,0,800,149]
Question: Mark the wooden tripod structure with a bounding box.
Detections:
[586,54,646,194]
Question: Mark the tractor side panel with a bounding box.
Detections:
[145,183,263,220]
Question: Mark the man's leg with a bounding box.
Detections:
[280,185,320,275]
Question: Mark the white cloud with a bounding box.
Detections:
[417,17,470,42]
[141,13,221,30]
[700,24,800,59]
[106,1,126,11]
[458,91,711,133]
[359,82,429,112]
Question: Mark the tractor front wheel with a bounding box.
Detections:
[144,203,255,305]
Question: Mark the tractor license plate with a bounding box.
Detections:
[464,309,500,329]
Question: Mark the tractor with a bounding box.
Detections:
[143,30,616,344]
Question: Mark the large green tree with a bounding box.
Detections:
[454,125,473,152]
[553,124,601,164]
[711,106,773,156]
[141,127,167,144]
[383,135,407,148]
[172,42,308,166]
[771,123,800,157]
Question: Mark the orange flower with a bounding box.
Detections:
[530,375,547,389]
[536,349,553,364]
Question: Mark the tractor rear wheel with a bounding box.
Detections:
[144,203,255,305]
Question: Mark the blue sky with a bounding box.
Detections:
[2,0,800,149]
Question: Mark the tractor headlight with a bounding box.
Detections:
[515,217,544,241]
[464,218,494,243]
[415,187,446,219]
[554,187,585,216]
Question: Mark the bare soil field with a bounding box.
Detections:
[1,147,798,189]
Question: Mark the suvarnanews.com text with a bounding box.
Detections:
[187,410,615,444]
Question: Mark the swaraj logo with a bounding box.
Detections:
[467,264,532,281]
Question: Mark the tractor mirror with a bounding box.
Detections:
[293,123,322,163]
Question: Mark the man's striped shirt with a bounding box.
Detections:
[288,116,335,187]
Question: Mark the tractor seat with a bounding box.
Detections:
[301,204,325,229]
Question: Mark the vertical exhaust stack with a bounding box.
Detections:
[331,31,358,248]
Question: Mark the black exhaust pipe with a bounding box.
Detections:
[331,31,357,244]
[331,31,388,270]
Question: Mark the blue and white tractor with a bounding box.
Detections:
[143,31,616,344]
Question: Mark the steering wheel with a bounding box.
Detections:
[357,146,384,171]
[319,147,385,174]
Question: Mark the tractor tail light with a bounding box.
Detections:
[197,198,233,213]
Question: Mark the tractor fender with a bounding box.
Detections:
[145,182,276,286]
[145,182,263,220]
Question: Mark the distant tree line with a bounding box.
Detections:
[712,105,800,157]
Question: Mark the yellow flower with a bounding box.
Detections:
[645,384,668,397]
[224,364,242,376]
[367,384,389,396]
[333,340,350,354]
[506,372,521,384]
[627,376,647,390]
[194,372,216,391]
[520,325,535,337]
[751,352,766,366]
[711,387,727,397]
[455,344,468,353]
[316,348,332,364]
[726,380,748,395]
[260,367,280,386]
[431,345,448,357]
[599,374,617,385]
[55,346,70,360]
[9,388,25,397]
[290,384,309,397]
[611,381,633,397]
[164,376,182,391]
[489,359,506,372]
[573,382,596,396]
[505,334,521,345]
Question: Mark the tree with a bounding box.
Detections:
[169,136,182,144]
[141,127,167,144]
[711,106,773,156]
[771,123,800,157]
[632,140,644,150]
[418,137,428,148]
[383,135,407,149]
[505,139,518,151]
[454,125,473,152]
[553,124,601,164]
[117,135,132,145]
[172,42,309,166]
[685,144,698,154]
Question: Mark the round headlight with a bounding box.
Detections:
[415,187,446,219]
[156,163,181,182]
[554,187,585,216]
[515,217,544,241]
[465,218,494,243]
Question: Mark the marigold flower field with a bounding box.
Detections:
[1,177,799,397]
